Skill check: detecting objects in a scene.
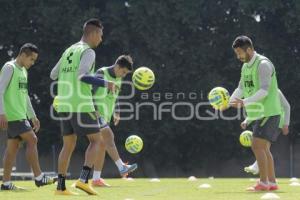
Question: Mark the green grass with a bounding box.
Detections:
[1,178,300,200]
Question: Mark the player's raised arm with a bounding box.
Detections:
[229,80,243,108]
[229,79,243,105]
[78,49,117,93]
[77,48,104,86]
[230,60,273,108]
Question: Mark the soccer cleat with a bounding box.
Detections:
[269,184,279,191]
[244,163,259,175]
[92,178,111,187]
[119,163,138,177]
[246,182,270,191]
[74,180,98,195]
[35,175,57,187]
[1,183,26,191]
[55,189,79,195]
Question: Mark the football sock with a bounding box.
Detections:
[92,171,101,180]
[115,159,124,171]
[79,166,91,183]
[57,174,66,191]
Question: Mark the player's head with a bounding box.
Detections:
[18,43,39,69]
[232,35,254,63]
[83,18,103,48]
[114,55,133,78]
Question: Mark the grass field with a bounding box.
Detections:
[1,178,300,200]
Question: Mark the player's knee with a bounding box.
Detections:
[27,135,38,146]
[90,137,101,147]
[265,148,272,155]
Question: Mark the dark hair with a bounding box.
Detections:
[83,18,103,31]
[19,43,38,56]
[232,35,253,50]
[115,55,133,71]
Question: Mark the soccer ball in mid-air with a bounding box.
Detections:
[132,67,155,90]
[239,130,253,147]
[208,87,230,110]
[125,135,143,154]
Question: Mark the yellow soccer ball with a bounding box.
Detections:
[208,87,230,110]
[125,135,143,154]
[132,67,155,90]
[53,96,58,111]
[239,130,253,147]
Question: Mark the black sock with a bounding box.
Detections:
[79,166,91,183]
[57,174,66,191]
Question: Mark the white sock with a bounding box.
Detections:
[115,159,124,171]
[3,181,11,186]
[35,173,44,181]
[93,171,102,180]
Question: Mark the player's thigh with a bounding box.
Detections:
[71,112,101,137]
[19,130,38,145]
[252,115,281,143]
[252,136,269,150]
[99,134,106,147]
[101,127,115,143]
[58,112,74,137]
[7,120,33,140]
[86,132,101,143]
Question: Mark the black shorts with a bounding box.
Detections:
[59,112,100,136]
[7,120,32,140]
[252,115,281,143]
[98,117,109,129]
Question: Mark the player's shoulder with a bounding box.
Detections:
[1,61,14,72]
[259,59,271,65]
[257,54,271,64]
[257,54,273,69]
[259,59,274,71]
[3,60,14,67]
[95,68,104,74]
[82,48,95,58]
[95,66,109,76]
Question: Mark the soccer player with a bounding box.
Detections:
[92,55,138,187]
[230,35,287,191]
[50,18,117,195]
[0,43,56,190]
[242,89,290,175]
